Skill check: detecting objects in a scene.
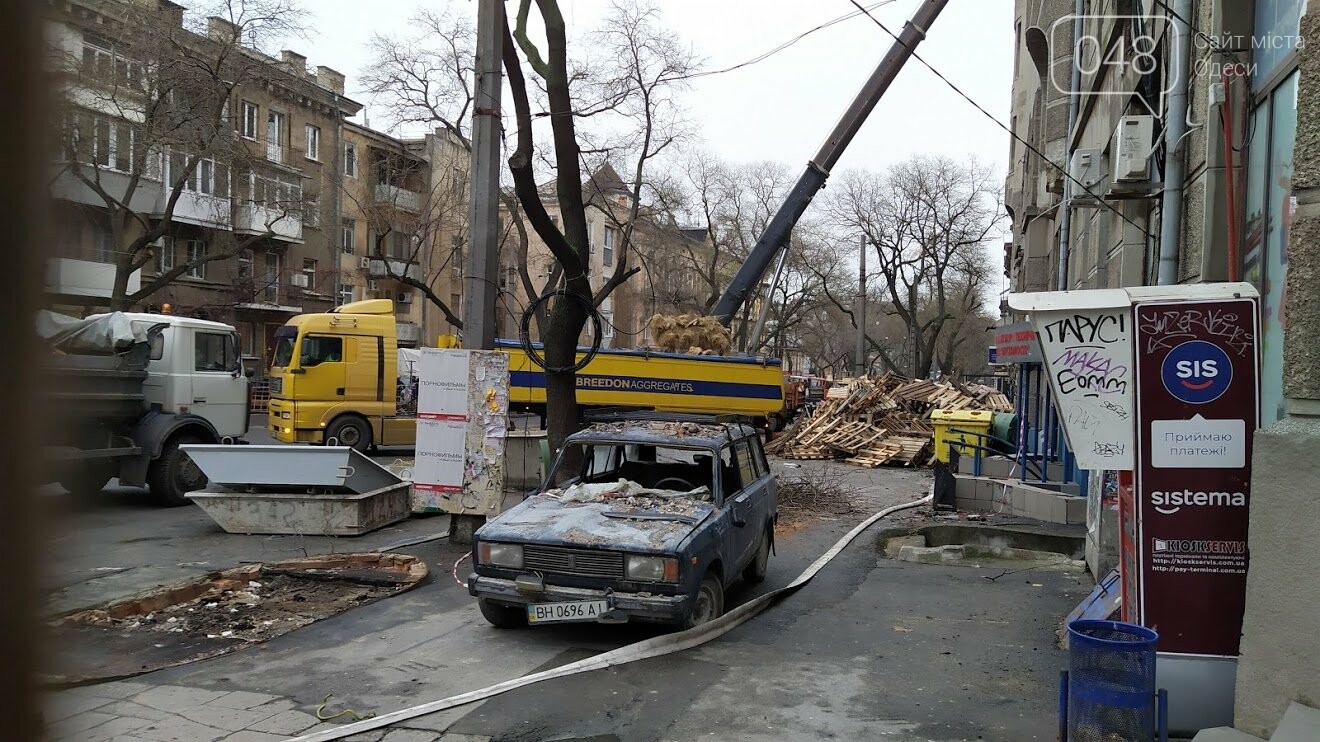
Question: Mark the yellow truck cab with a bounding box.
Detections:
[267,299,413,449]
[269,300,788,451]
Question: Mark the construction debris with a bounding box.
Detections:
[766,373,1012,468]
[648,314,733,355]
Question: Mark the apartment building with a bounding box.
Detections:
[44,0,360,372]
[1005,3,1320,734]
[498,163,712,349]
[1005,0,1301,424]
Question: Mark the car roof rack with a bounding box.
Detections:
[582,409,753,425]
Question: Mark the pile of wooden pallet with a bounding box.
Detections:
[766,373,1011,468]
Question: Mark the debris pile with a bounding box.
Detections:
[648,314,733,355]
[767,373,1013,468]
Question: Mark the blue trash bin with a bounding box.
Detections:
[1066,620,1159,741]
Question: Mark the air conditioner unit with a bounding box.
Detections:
[1114,115,1154,182]
[359,257,371,269]
[289,273,309,288]
[397,292,413,305]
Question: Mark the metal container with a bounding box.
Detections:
[182,445,410,536]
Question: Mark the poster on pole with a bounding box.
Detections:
[1134,298,1259,656]
[1030,308,1136,470]
[412,349,509,516]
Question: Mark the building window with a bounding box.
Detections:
[339,284,354,306]
[240,101,258,139]
[69,112,141,174]
[602,311,614,340]
[263,252,280,303]
[603,225,616,267]
[451,293,462,315]
[304,193,320,227]
[166,151,229,197]
[95,223,115,264]
[451,165,463,191]
[237,249,253,280]
[344,143,357,177]
[81,34,141,88]
[248,171,301,207]
[302,258,317,290]
[156,237,175,273]
[185,239,207,279]
[266,111,285,163]
[451,235,463,277]
[304,124,320,161]
[240,322,256,357]
[341,218,356,254]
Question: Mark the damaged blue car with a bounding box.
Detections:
[467,414,778,629]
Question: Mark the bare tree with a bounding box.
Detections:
[502,0,693,454]
[360,9,474,146]
[821,156,1001,378]
[48,0,308,311]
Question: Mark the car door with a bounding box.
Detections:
[297,334,348,405]
[726,439,767,571]
[190,328,249,436]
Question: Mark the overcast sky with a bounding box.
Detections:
[292,0,1013,175]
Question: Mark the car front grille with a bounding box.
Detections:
[523,545,624,579]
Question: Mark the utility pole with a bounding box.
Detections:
[452,0,503,545]
[462,0,503,350]
[854,233,867,377]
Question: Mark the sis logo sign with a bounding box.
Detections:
[1161,340,1233,404]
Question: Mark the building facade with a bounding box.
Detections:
[1006,2,1315,736]
[45,0,361,372]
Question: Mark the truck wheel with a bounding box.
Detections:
[682,574,724,630]
[59,466,112,497]
[326,415,372,452]
[478,599,528,629]
[743,526,772,585]
[148,434,206,507]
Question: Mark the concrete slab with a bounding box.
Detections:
[245,710,322,736]
[883,534,926,558]
[133,717,229,742]
[1271,702,1320,742]
[1192,728,1266,742]
[81,715,157,742]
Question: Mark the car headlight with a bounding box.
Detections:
[478,542,523,569]
[625,554,679,582]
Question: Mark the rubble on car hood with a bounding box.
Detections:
[479,479,715,551]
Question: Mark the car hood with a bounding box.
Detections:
[478,493,715,553]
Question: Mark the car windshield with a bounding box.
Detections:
[271,328,296,368]
[549,442,721,497]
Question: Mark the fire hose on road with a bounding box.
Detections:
[291,492,933,742]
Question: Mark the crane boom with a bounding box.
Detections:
[711,0,949,326]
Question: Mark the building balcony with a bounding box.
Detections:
[152,190,231,229]
[372,184,421,212]
[368,258,422,281]
[45,258,140,300]
[234,203,303,243]
[49,166,161,213]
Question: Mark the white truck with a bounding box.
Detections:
[41,312,251,506]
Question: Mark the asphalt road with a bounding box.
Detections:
[43,443,1088,742]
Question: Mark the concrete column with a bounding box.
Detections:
[1235,11,1320,738]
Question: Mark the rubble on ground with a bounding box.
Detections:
[767,373,1013,468]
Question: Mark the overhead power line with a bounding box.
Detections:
[680,1,899,82]
[844,0,1157,242]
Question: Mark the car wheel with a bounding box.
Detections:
[148,434,206,507]
[478,598,528,629]
[682,574,724,629]
[326,415,372,452]
[743,527,771,584]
